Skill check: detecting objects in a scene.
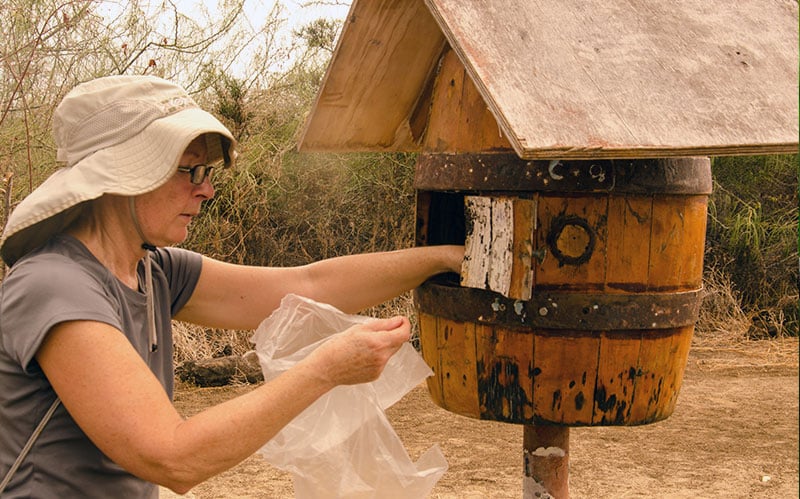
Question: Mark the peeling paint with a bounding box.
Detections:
[575,391,586,411]
[491,298,506,312]
[548,159,564,180]
[551,390,562,411]
[526,446,566,458]
[523,477,555,499]
[478,360,532,422]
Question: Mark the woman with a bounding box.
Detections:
[0,75,462,497]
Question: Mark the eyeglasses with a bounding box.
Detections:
[177,164,215,185]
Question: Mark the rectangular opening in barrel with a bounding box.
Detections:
[416,190,466,249]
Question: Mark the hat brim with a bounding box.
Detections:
[1,107,235,266]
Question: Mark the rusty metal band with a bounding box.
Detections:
[414,153,712,194]
[413,280,703,330]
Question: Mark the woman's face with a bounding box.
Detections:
[134,135,216,246]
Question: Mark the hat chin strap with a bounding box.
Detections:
[128,197,158,353]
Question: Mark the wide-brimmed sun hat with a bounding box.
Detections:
[1,75,237,267]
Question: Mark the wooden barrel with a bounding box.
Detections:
[413,153,711,426]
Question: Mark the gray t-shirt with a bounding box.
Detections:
[0,234,202,498]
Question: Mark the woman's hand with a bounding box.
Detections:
[301,316,411,388]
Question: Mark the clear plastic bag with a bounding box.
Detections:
[251,294,448,498]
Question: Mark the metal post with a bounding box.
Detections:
[523,425,569,499]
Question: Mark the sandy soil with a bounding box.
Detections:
[165,338,798,499]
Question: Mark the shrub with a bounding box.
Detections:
[705,154,798,337]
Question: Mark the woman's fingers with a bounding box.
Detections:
[304,316,412,387]
[363,316,411,343]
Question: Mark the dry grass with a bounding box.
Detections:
[690,335,799,374]
[172,322,254,365]
[694,263,752,346]
[691,259,798,372]
[172,292,419,366]
[696,257,798,342]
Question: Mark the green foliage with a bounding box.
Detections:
[211,74,253,138]
[294,18,341,53]
[707,154,798,336]
[0,0,253,212]
[185,150,416,267]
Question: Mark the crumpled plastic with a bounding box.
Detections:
[251,294,448,498]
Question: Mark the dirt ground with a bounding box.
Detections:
[166,337,798,499]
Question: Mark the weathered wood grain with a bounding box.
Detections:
[535,195,608,290]
[418,312,445,406]
[593,332,642,425]
[648,195,708,290]
[299,0,798,158]
[422,46,514,152]
[488,197,514,295]
[605,196,653,293]
[533,332,600,424]
[510,197,536,300]
[426,0,798,158]
[298,0,446,151]
[437,318,481,418]
[476,324,535,422]
[461,196,493,290]
[628,328,692,423]
[462,196,534,299]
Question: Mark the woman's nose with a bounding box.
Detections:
[195,177,215,199]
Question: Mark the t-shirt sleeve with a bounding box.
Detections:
[152,246,202,316]
[0,253,123,372]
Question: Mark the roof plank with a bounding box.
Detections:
[427,0,798,158]
[298,0,446,152]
